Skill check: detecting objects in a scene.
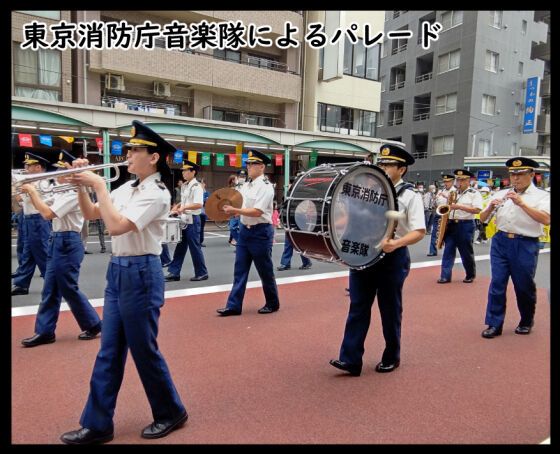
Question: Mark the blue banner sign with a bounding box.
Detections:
[523,77,539,134]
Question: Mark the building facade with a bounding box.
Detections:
[377,10,550,187]
[12,10,398,200]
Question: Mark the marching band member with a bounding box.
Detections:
[12,153,52,296]
[20,151,102,347]
[164,159,208,282]
[480,157,550,338]
[216,149,280,316]
[330,144,425,376]
[60,121,187,444]
[427,174,456,256]
[437,170,482,284]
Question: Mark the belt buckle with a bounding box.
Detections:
[507,233,515,239]
[245,224,251,229]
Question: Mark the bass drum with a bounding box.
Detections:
[284,163,397,270]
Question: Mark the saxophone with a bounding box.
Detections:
[435,190,457,249]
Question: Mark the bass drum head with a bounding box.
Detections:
[328,164,397,269]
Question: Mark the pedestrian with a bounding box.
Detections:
[423,184,437,235]
[12,153,52,296]
[427,175,456,257]
[330,144,425,376]
[216,149,280,316]
[19,150,102,347]
[277,171,312,271]
[199,178,210,247]
[474,186,491,244]
[164,160,208,282]
[479,157,550,338]
[437,170,482,283]
[60,120,187,444]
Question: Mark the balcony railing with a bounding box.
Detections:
[415,72,433,83]
[389,80,405,91]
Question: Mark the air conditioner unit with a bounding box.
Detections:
[153,81,171,97]
[105,73,125,91]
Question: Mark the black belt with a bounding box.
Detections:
[242,223,270,229]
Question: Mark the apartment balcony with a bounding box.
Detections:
[88,47,301,103]
[540,75,550,97]
[536,113,550,134]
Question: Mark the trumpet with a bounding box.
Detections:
[11,161,128,195]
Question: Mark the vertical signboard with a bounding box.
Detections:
[523,77,540,134]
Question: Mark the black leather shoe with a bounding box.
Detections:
[61,427,114,445]
[141,411,188,439]
[481,325,503,338]
[329,359,361,376]
[299,263,312,270]
[437,278,451,284]
[515,324,533,335]
[190,274,208,281]
[78,322,102,340]
[216,307,241,316]
[277,265,290,271]
[258,306,279,314]
[21,333,55,347]
[164,274,180,282]
[375,360,400,373]
[463,276,475,283]
[11,285,29,296]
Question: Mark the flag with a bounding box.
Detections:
[201,152,210,166]
[18,134,33,147]
[187,151,197,163]
[39,135,52,146]
[216,154,225,166]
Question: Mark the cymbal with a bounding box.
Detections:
[205,187,243,221]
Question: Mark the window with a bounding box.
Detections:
[510,142,518,156]
[441,11,463,30]
[489,11,503,29]
[481,94,496,115]
[485,51,499,72]
[13,43,61,101]
[521,20,527,35]
[478,139,492,156]
[518,61,524,76]
[16,10,60,20]
[317,103,376,136]
[435,93,457,115]
[438,49,460,73]
[213,49,241,63]
[483,96,497,116]
[432,135,454,155]
[342,37,380,81]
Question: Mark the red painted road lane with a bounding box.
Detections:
[11,267,550,444]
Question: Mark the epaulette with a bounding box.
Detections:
[155,179,166,190]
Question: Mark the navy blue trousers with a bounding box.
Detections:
[226,223,279,312]
[168,215,207,278]
[485,231,540,328]
[13,214,51,289]
[280,233,311,267]
[440,220,476,281]
[35,231,100,335]
[80,255,185,432]
[339,247,410,367]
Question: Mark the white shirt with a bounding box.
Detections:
[181,178,203,216]
[108,172,170,256]
[239,174,274,225]
[21,180,53,215]
[50,189,84,233]
[492,183,550,237]
[394,180,426,239]
[450,187,483,220]
[435,186,456,209]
